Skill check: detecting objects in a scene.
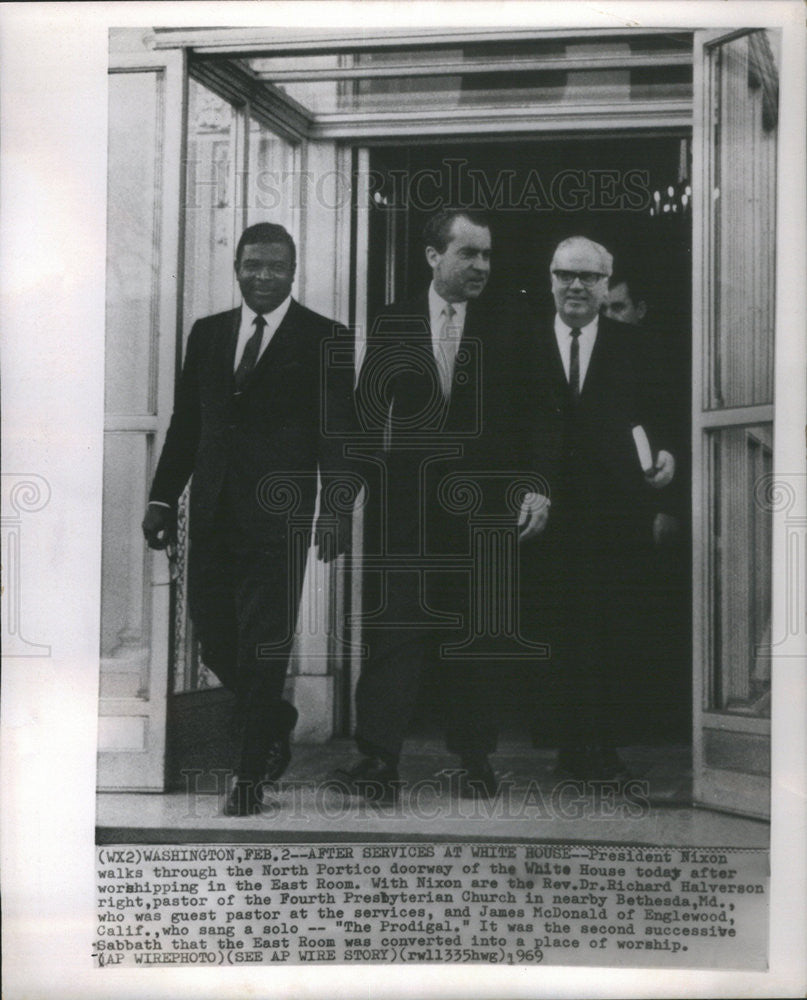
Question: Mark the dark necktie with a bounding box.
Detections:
[234,314,266,392]
[568,327,582,401]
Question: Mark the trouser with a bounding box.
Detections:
[354,566,498,761]
[187,531,305,777]
[524,518,653,750]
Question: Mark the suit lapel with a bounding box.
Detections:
[386,293,444,431]
[410,293,431,343]
[238,299,304,392]
[538,317,570,409]
[577,318,609,407]
[256,298,298,369]
[406,290,440,382]
[447,297,481,417]
[218,307,241,396]
[547,321,568,386]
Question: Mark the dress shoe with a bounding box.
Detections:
[335,756,401,804]
[264,704,299,783]
[458,756,498,800]
[599,747,631,782]
[555,745,599,781]
[556,745,630,783]
[223,778,264,817]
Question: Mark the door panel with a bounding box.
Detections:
[99,48,186,790]
[691,28,778,818]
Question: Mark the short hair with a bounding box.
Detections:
[609,269,649,306]
[235,222,296,268]
[551,236,613,276]
[422,208,491,254]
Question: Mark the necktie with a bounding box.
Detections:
[568,327,582,401]
[435,303,459,397]
[234,314,266,392]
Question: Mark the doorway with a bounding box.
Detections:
[101,27,777,818]
[362,135,693,746]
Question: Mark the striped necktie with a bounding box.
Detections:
[435,303,460,397]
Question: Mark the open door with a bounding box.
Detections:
[99,44,187,789]
[691,29,778,818]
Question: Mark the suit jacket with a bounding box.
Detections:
[511,312,675,576]
[149,299,356,549]
[356,291,521,556]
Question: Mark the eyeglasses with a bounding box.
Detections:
[552,270,608,287]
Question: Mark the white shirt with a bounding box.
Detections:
[554,313,598,391]
[149,296,292,511]
[233,296,292,370]
[428,283,467,397]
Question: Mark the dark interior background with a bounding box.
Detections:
[365,137,692,745]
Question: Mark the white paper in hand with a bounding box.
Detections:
[632,424,654,473]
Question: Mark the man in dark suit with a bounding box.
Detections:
[339,208,534,802]
[142,222,355,816]
[606,265,687,547]
[606,263,691,739]
[604,270,648,327]
[515,236,676,781]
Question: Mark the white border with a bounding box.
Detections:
[2,3,805,998]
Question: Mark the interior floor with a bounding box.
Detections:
[98,739,767,846]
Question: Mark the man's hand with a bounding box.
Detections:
[653,512,679,546]
[646,449,675,489]
[518,492,551,542]
[315,513,352,563]
[142,504,176,550]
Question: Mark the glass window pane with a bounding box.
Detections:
[246,117,298,236]
[708,424,772,718]
[244,35,692,115]
[275,65,691,114]
[708,30,778,409]
[105,71,161,415]
[183,78,239,335]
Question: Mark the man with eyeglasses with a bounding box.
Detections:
[513,236,676,782]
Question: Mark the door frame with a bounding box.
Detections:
[98,45,187,791]
[345,127,693,742]
[690,28,778,820]
[163,34,698,751]
[103,29,785,822]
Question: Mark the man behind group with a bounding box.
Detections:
[340,208,534,802]
[142,222,356,816]
[604,269,648,327]
[515,236,676,781]
[606,262,691,739]
[605,265,688,544]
